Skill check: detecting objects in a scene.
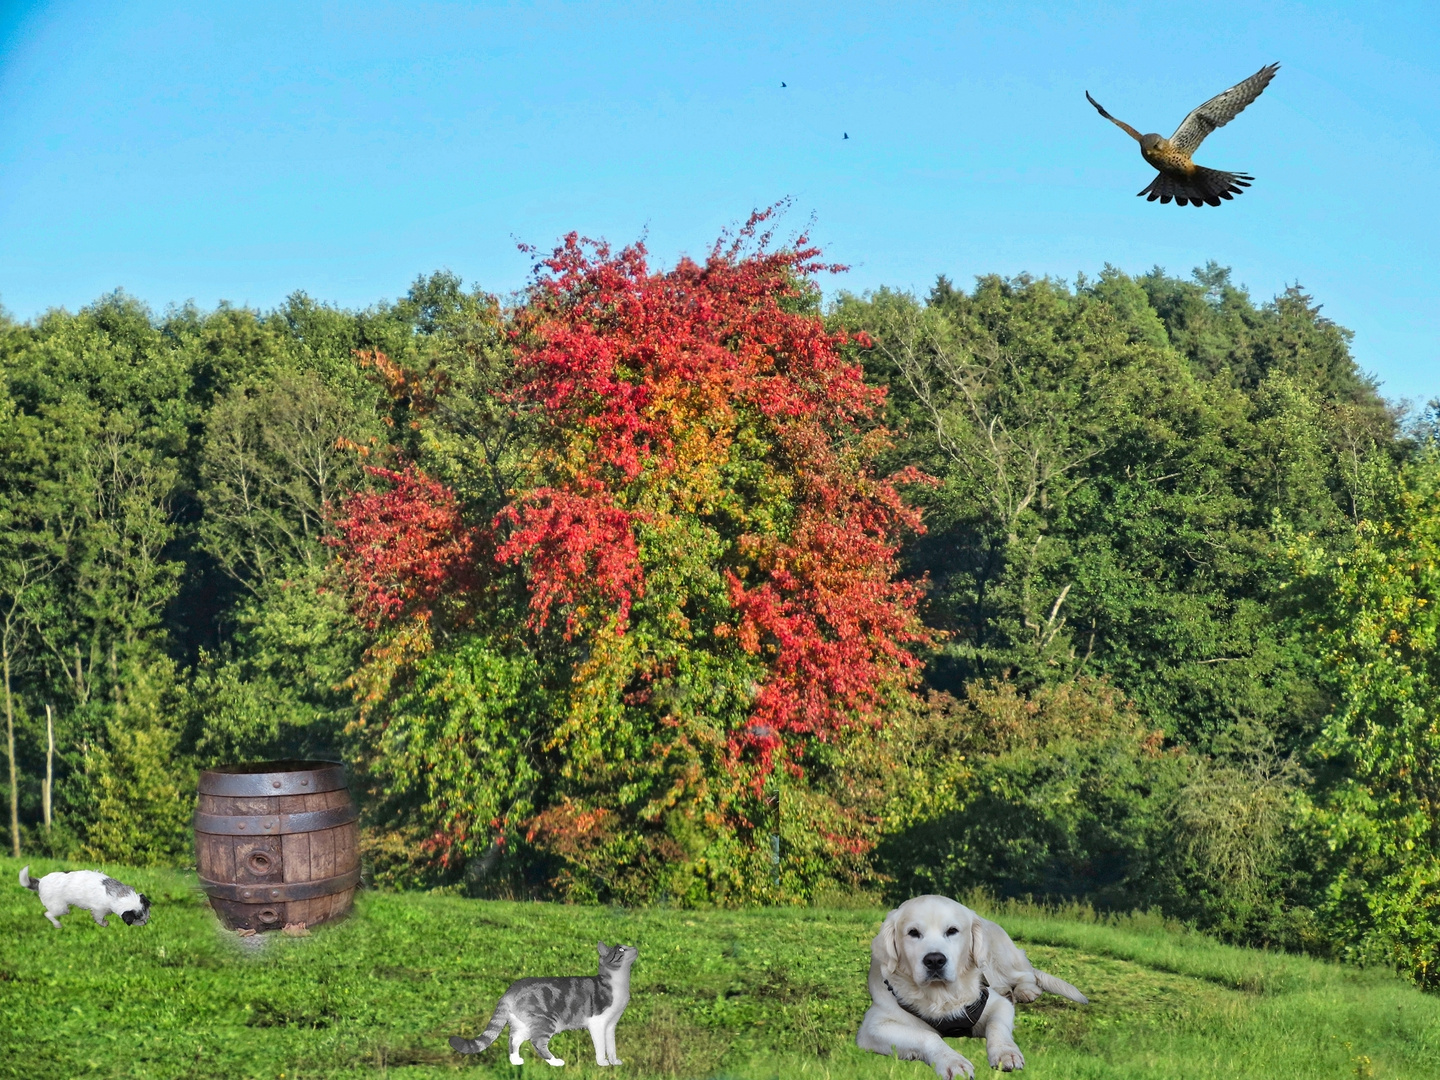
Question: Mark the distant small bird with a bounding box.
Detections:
[781,81,787,87]
[843,132,849,140]
[1086,63,1279,206]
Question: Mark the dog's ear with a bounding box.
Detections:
[968,912,990,973]
[121,909,139,925]
[872,908,903,975]
[139,893,150,910]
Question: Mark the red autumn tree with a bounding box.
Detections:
[332,210,932,901]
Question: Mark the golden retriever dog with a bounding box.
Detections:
[856,895,1087,1078]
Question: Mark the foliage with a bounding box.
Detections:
[1286,450,1440,986]
[0,284,412,857]
[332,215,932,901]
[1,246,1435,984]
[197,367,375,591]
[877,678,1182,907]
[837,268,1398,757]
[182,564,363,765]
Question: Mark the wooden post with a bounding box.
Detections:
[43,703,53,833]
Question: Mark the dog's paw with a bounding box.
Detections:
[934,1051,976,1080]
[989,1045,1025,1072]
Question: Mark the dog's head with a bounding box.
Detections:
[120,893,151,927]
[873,895,987,1009]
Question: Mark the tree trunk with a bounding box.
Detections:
[44,703,54,832]
[3,645,18,858]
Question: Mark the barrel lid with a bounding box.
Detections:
[199,760,347,797]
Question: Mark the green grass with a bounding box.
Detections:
[3,857,1438,1080]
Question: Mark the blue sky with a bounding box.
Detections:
[1,0,1436,405]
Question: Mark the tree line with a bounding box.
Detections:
[2,219,1437,984]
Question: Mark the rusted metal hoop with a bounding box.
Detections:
[198,761,346,797]
[198,867,361,903]
[193,803,358,836]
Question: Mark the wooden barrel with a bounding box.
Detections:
[195,760,360,932]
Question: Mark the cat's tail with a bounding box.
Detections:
[448,1004,508,1055]
[19,866,39,892]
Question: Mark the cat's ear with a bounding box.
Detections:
[597,941,609,954]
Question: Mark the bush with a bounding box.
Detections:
[875,678,1316,949]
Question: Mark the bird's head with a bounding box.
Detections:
[1139,133,1163,151]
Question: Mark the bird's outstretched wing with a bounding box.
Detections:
[1169,63,1279,155]
[1085,91,1143,142]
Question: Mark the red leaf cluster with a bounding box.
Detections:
[329,465,482,629]
[727,491,932,777]
[495,484,643,637]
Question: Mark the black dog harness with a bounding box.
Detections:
[885,979,990,1038]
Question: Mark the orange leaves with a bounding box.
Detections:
[524,801,618,858]
[356,349,446,415]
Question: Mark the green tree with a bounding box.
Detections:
[1287,450,1440,986]
[0,294,193,859]
[837,266,1400,755]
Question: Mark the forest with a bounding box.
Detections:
[3,215,1438,985]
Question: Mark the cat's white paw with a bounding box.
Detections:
[610,1058,623,1066]
[544,1056,565,1067]
[510,1054,525,1065]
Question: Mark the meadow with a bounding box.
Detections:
[3,857,1438,1080]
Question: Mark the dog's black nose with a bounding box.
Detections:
[923,951,947,973]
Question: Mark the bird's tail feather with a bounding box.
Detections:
[19,865,38,892]
[1138,167,1254,206]
[449,1004,508,1055]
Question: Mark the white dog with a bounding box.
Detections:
[19,865,151,929]
[856,895,1087,1079]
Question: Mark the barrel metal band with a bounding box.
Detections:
[198,867,361,903]
[199,763,346,797]
[193,803,357,836]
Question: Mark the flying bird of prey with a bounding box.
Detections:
[843,132,849,140]
[781,81,787,87]
[1086,63,1279,206]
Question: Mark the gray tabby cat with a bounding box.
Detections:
[449,940,638,1067]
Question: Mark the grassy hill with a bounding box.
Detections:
[2,857,1438,1080]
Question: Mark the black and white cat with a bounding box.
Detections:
[449,940,638,1067]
